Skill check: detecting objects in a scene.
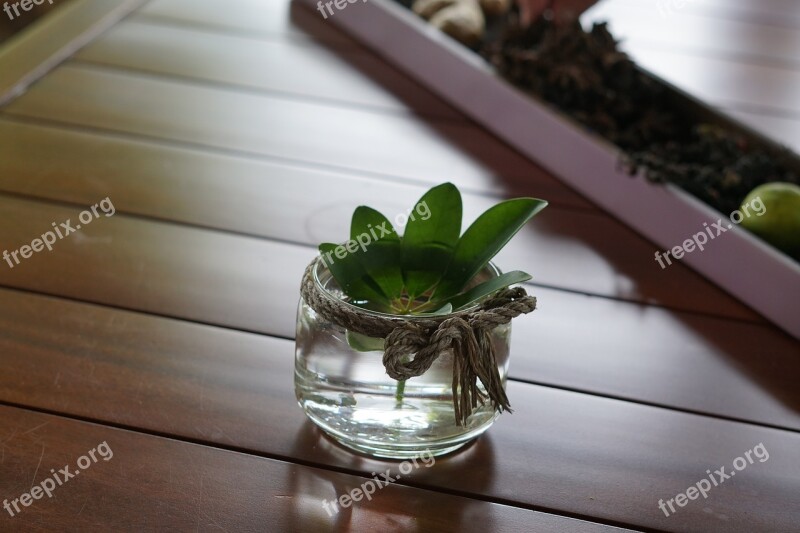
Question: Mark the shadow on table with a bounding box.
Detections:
[287,2,800,424]
[527,211,800,422]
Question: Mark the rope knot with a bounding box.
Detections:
[300,258,537,426]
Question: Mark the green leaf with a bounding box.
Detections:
[431,302,453,315]
[346,330,385,352]
[435,198,547,297]
[445,270,531,310]
[319,243,388,305]
[402,183,462,298]
[416,302,453,316]
[350,206,404,300]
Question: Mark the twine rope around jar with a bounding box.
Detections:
[299,257,538,426]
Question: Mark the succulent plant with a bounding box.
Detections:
[319,182,547,316]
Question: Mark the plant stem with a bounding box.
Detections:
[395,379,406,404]
[395,353,411,405]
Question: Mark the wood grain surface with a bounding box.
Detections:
[73,19,465,121]
[1,0,798,530]
[137,0,360,47]
[3,64,591,207]
[0,197,796,431]
[1,406,629,532]
[0,118,760,319]
[0,290,798,532]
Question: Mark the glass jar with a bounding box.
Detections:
[295,260,511,459]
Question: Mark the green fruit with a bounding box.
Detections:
[740,182,800,255]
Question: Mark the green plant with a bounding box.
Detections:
[319,182,547,399]
[321,182,547,313]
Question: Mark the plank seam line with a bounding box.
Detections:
[129,11,366,52]
[130,13,800,116]
[0,286,795,434]
[0,112,598,213]
[0,284,293,341]
[0,399,656,533]
[510,377,800,436]
[0,189,769,325]
[621,2,800,32]
[66,58,469,125]
[129,11,363,51]
[619,41,800,75]
[4,58,610,212]
[0,0,150,108]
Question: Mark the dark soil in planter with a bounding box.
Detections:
[480,15,799,216]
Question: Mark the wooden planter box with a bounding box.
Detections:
[296,0,800,340]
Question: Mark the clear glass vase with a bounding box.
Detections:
[295,261,511,459]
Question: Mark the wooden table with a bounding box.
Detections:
[0,0,798,531]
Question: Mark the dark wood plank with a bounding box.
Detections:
[73,18,465,121]
[0,118,760,320]
[0,406,612,532]
[2,64,592,208]
[0,194,306,335]
[508,292,800,432]
[0,115,592,211]
[0,290,797,532]
[0,197,796,431]
[0,2,793,532]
